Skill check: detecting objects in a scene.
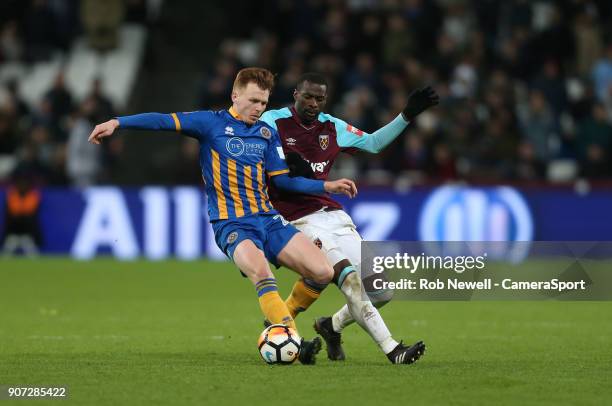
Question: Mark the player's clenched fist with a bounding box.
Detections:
[324,178,357,198]
[88,119,120,144]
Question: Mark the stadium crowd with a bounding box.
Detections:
[1,0,612,188]
[200,0,612,184]
[0,0,152,187]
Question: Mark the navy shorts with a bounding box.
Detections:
[212,213,300,269]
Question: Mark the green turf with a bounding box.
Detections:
[1,259,611,405]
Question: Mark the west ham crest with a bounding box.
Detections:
[319,134,329,150]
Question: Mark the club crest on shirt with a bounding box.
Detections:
[227,231,238,244]
[313,238,323,249]
[260,127,272,139]
[319,134,329,150]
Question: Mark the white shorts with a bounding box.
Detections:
[292,208,393,304]
[291,208,362,269]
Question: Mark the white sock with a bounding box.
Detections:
[336,270,398,354]
[331,305,353,332]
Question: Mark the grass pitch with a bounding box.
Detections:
[1,259,610,405]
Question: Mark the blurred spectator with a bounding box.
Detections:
[23,0,57,62]
[353,14,382,58]
[383,14,415,65]
[514,141,546,180]
[449,54,478,99]
[66,98,101,187]
[576,103,612,177]
[518,90,559,161]
[0,106,18,156]
[81,0,125,52]
[0,20,23,62]
[5,79,29,119]
[3,0,612,187]
[400,132,428,172]
[574,7,602,77]
[473,117,517,179]
[1,167,42,256]
[531,60,567,119]
[198,59,239,110]
[43,71,74,138]
[429,142,457,180]
[344,53,380,95]
[320,7,349,57]
[172,138,203,185]
[87,78,116,120]
[592,42,612,104]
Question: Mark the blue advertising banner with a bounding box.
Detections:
[1,186,611,259]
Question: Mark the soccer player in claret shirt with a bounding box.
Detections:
[260,73,439,364]
[88,67,359,364]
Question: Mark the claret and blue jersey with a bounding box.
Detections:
[260,107,409,221]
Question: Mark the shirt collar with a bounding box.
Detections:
[290,106,318,129]
[228,106,242,121]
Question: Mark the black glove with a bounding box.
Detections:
[285,152,314,178]
[402,86,440,121]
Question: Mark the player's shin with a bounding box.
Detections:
[285,278,326,319]
[256,278,297,331]
[335,266,399,354]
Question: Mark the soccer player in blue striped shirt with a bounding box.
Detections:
[88,67,357,364]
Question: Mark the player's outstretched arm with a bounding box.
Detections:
[88,112,187,145]
[336,86,439,154]
[88,119,119,145]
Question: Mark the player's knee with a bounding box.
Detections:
[243,263,273,282]
[311,262,333,285]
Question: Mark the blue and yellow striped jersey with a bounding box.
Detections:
[172,108,289,221]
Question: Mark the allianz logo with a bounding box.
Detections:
[418,186,533,261]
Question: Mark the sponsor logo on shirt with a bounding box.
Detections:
[286,137,297,145]
[225,126,235,135]
[310,160,329,173]
[226,137,245,156]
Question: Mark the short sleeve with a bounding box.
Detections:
[264,128,290,177]
[260,108,293,131]
[322,113,369,151]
